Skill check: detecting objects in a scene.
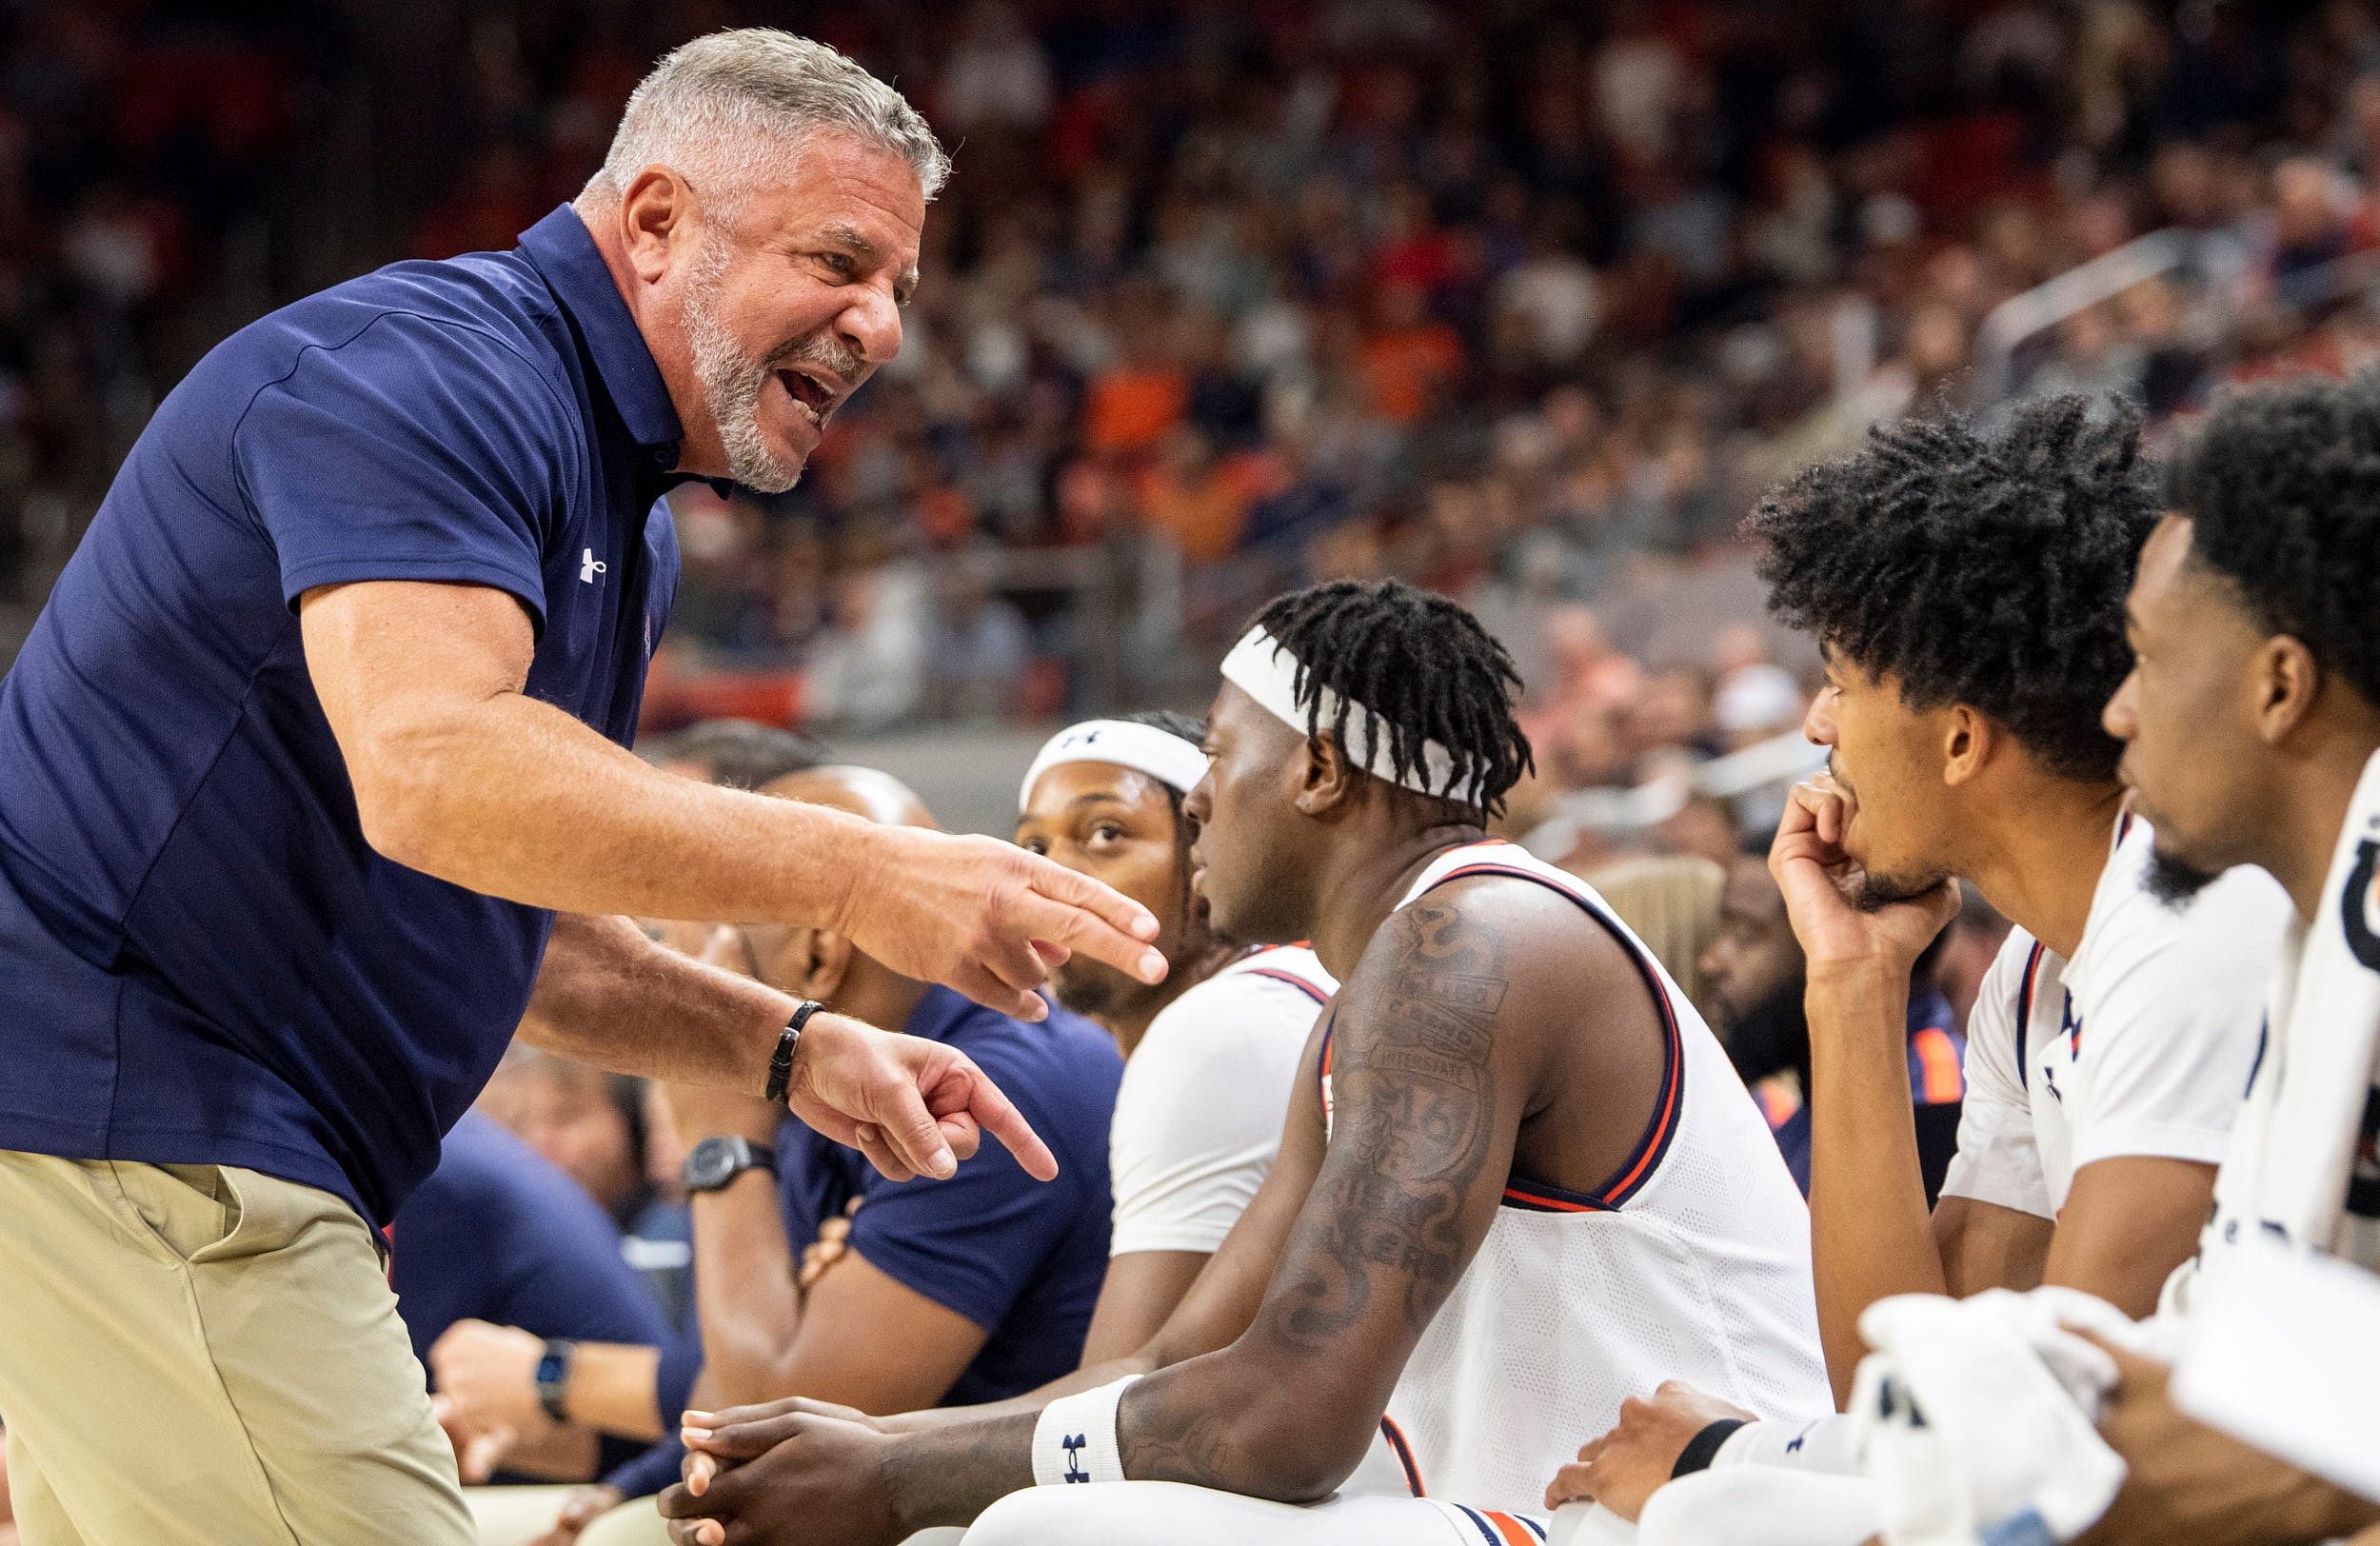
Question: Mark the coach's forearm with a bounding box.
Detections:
[523,912,796,1089]
[357,689,882,925]
[1805,961,1945,1404]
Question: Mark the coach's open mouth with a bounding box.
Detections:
[778,367,839,426]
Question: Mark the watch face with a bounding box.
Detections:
[685,1136,743,1191]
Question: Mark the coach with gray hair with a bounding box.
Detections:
[0,30,1163,1546]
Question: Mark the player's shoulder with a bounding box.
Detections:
[1135,948,1328,1076]
[2081,815,2292,980]
[1966,923,2043,1041]
[1203,944,1337,1005]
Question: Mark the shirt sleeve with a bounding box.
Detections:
[1939,934,2055,1219]
[1107,973,1312,1259]
[230,311,576,626]
[2064,859,2283,1173]
[844,1050,1088,1332]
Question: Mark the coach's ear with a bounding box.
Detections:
[1295,728,1360,817]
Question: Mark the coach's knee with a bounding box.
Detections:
[963,1485,1120,1546]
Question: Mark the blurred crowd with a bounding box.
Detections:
[14,0,2380,824]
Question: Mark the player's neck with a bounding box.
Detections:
[1964,779,2128,960]
[1309,819,1493,981]
[2260,723,2380,923]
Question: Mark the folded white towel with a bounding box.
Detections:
[1848,1287,2168,1545]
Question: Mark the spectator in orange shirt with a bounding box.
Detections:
[1359,279,1465,425]
[1136,426,1251,562]
[1084,302,1189,455]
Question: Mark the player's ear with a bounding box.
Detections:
[801,930,857,1001]
[2256,635,2321,746]
[1295,728,1357,816]
[1939,704,1991,789]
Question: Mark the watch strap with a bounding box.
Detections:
[535,1338,576,1424]
[684,1134,778,1194]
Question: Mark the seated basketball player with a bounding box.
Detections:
[1016,712,1337,1360]
[1552,398,2291,1522]
[2074,372,2380,1545]
[658,579,1828,1546]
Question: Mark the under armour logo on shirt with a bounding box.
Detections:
[581,548,607,585]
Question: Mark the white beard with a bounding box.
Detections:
[683,235,803,494]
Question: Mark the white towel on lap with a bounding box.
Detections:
[1848,1288,2172,1546]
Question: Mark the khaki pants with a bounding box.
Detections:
[0,1149,472,1545]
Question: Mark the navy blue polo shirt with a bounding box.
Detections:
[782,988,1121,1405]
[0,206,684,1225]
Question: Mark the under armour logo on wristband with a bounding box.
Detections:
[1061,1434,1088,1482]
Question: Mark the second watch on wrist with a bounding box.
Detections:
[683,1134,778,1195]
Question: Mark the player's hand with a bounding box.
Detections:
[801,1198,863,1290]
[1769,777,1957,973]
[1545,1381,1756,1521]
[787,1011,1058,1182]
[837,824,1165,1022]
[430,1390,519,1485]
[662,1405,901,1546]
[429,1319,546,1440]
[527,1484,625,1546]
[2072,1332,2375,1545]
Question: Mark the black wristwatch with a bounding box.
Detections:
[684,1134,778,1194]
[534,1338,577,1423]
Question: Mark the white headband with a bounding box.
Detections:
[1219,626,1486,806]
[1020,720,1211,810]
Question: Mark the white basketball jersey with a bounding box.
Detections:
[1321,841,1831,1516]
[1941,814,2283,1220]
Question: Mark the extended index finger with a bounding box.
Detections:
[1015,857,1167,983]
[932,1055,1059,1182]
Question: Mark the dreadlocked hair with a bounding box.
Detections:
[2166,369,2380,710]
[1746,394,2155,783]
[1249,579,1535,818]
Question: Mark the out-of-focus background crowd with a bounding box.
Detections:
[6,0,2380,851]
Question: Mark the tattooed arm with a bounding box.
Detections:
[664,879,1613,1543]
[1102,888,1530,1501]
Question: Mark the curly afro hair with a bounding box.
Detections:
[1746,395,2156,782]
[1250,579,1536,818]
[2166,370,2380,711]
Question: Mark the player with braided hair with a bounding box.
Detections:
[656,578,1828,1546]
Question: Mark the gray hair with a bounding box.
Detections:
[582,29,949,214]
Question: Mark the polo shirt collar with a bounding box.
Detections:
[517,205,684,457]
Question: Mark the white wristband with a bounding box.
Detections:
[1031,1376,1142,1487]
[1712,1413,1860,1475]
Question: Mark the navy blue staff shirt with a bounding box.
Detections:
[392,1111,686,1477]
[0,206,684,1225]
